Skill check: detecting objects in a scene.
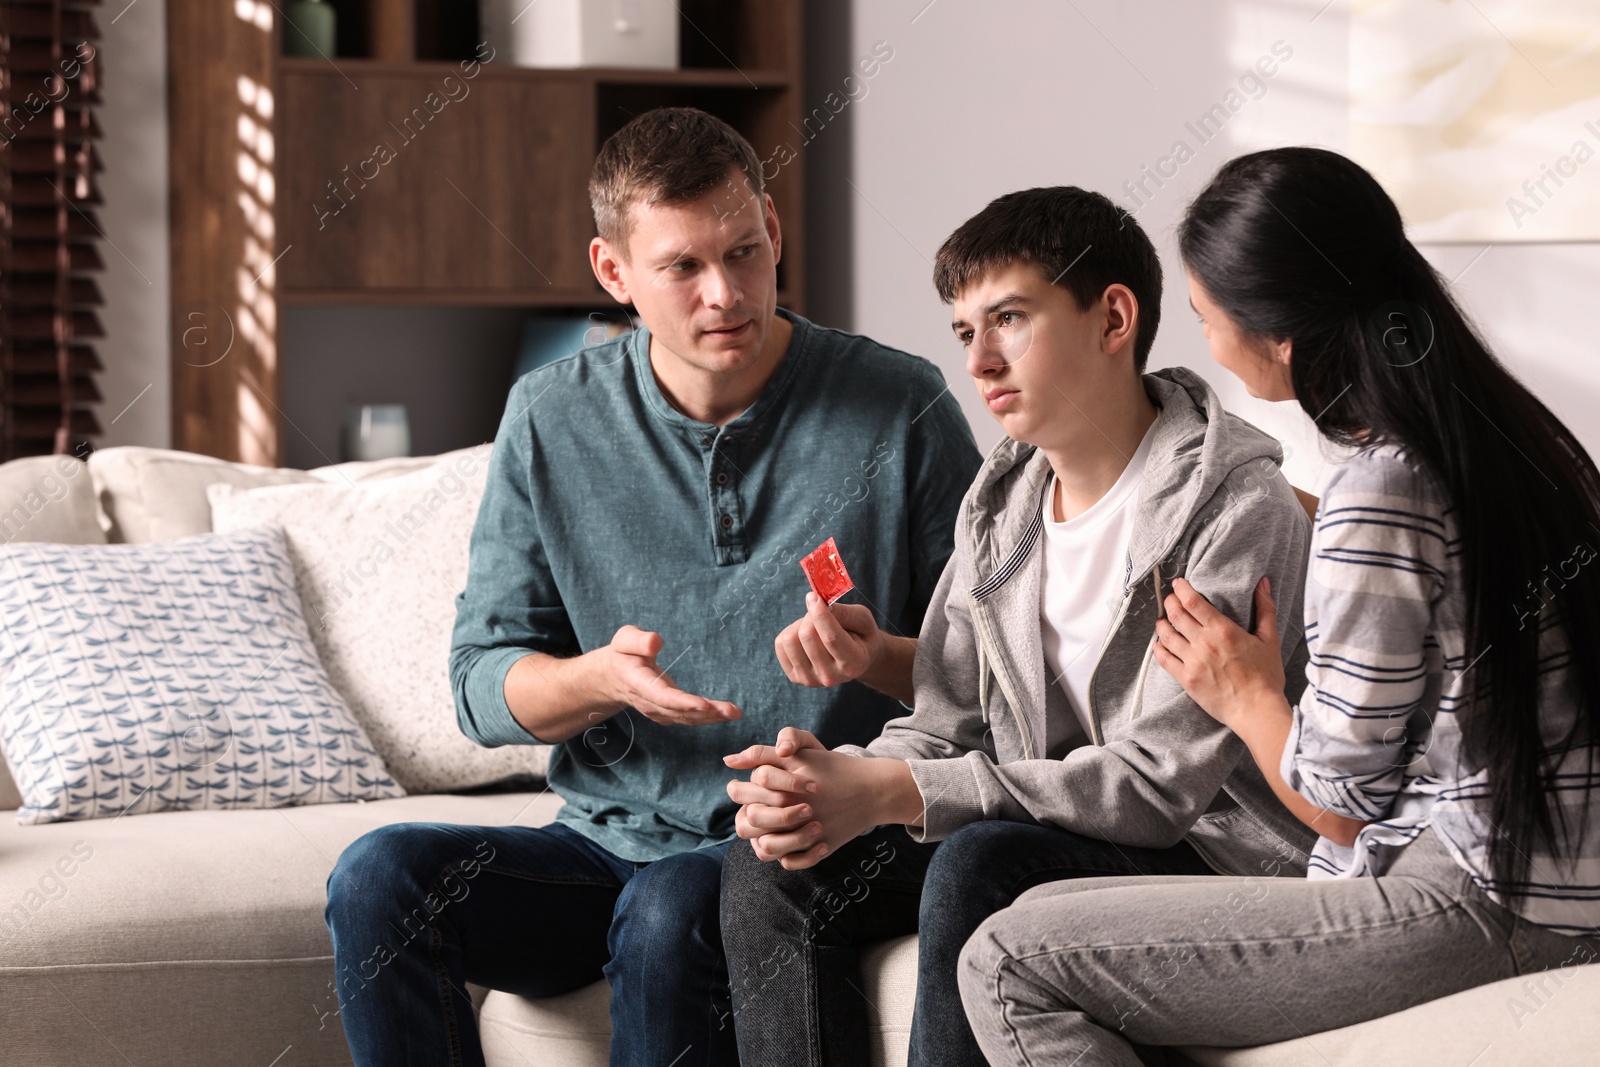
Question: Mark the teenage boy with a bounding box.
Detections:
[322,108,982,1067]
[720,187,1319,1066]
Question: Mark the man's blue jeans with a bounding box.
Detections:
[324,820,737,1067]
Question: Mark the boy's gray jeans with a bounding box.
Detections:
[959,827,1600,1066]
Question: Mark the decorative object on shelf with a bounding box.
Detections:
[341,404,410,462]
[284,0,336,57]
[482,0,679,69]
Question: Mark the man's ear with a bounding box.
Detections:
[590,236,631,305]
[762,192,782,266]
[1101,283,1139,358]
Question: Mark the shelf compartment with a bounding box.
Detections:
[277,68,596,293]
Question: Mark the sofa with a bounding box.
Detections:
[1,444,1596,1067]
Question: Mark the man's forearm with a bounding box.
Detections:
[858,634,918,705]
[503,650,621,744]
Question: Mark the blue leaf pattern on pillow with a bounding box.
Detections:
[0,523,404,824]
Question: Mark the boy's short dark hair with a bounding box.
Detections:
[589,107,764,251]
[933,187,1163,372]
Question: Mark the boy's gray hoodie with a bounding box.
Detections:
[846,367,1317,877]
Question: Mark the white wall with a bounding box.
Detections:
[91,1,1600,481]
[95,0,171,449]
[807,0,1600,495]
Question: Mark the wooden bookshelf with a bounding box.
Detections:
[168,0,804,463]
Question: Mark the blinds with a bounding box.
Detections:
[1,0,103,462]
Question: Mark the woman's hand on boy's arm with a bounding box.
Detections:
[1153,575,1285,730]
[1153,576,1370,848]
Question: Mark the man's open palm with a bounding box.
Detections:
[604,625,741,726]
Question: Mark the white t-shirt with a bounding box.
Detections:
[1039,422,1157,748]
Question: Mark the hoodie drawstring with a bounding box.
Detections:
[977,625,991,723]
[1128,562,1162,720]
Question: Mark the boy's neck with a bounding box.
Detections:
[1041,383,1159,523]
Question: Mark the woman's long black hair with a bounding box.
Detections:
[1179,146,1600,891]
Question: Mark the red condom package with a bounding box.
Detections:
[800,537,856,605]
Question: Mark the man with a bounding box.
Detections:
[720,187,1319,1066]
[322,108,981,1066]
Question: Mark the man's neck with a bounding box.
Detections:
[649,313,794,427]
[1041,383,1159,523]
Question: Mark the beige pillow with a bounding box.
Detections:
[0,453,107,809]
[90,446,490,544]
[89,447,322,543]
[208,445,549,793]
[0,454,106,547]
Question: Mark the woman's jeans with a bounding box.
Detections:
[960,826,1600,1067]
[720,819,1216,1067]
[323,820,736,1067]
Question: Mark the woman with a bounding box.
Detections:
[956,147,1600,1066]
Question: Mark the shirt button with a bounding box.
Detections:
[715,471,729,485]
[701,435,712,446]
[720,514,734,529]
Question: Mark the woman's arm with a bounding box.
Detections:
[1153,576,1370,847]
[1205,678,1369,848]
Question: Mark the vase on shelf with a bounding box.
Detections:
[284,0,336,57]
[341,404,410,462]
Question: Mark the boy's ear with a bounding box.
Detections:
[1100,283,1139,358]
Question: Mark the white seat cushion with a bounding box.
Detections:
[0,789,563,1066]
[1175,963,1600,1066]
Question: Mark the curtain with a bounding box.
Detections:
[1,0,103,461]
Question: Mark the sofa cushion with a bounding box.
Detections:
[0,454,107,811]
[208,445,548,794]
[87,446,482,545]
[0,789,561,1066]
[0,453,106,547]
[1174,962,1600,1066]
[88,446,325,543]
[0,524,404,824]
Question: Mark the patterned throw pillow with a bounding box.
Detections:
[0,524,404,825]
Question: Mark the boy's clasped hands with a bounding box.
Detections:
[726,590,924,870]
